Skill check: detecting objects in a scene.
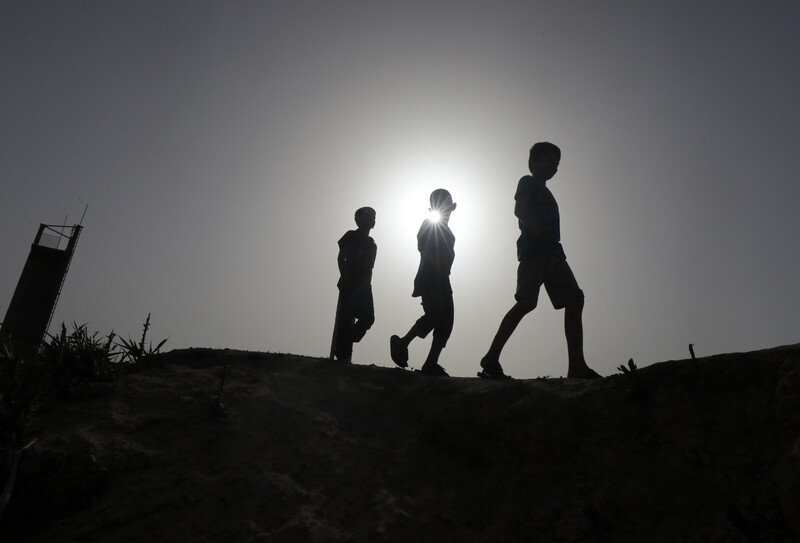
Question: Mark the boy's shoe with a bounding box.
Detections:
[567,367,602,379]
[420,363,449,377]
[478,356,512,380]
[333,351,352,363]
[390,335,408,368]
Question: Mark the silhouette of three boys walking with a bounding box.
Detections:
[332,142,600,379]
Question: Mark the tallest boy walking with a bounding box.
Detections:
[479,142,600,379]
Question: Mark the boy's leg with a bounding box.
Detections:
[422,344,445,369]
[392,292,445,370]
[564,295,585,372]
[390,321,424,368]
[398,296,437,348]
[421,291,453,373]
[398,320,426,347]
[482,257,541,368]
[390,302,433,368]
[564,296,599,378]
[482,300,536,364]
[545,258,600,378]
[352,317,374,343]
[351,286,375,343]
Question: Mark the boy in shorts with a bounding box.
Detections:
[479,142,600,379]
[332,207,377,362]
[390,189,456,376]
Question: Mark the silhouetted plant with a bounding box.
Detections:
[0,340,42,521]
[1,315,167,519]
[617,358,648,401]
[689,343,700,377]
[115,314,168,369]
[40,322,118,396]
[617,358,638,375]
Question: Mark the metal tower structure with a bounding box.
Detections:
[1,223,83,356]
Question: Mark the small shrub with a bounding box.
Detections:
[39,323,118,398]
[617,358,649,401]
[115,314,168,369]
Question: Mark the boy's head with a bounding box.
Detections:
[429,188,456,213]
[354,207,376,230]
[528,142,561,182]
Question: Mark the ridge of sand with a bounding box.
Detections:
[3,344,800,542]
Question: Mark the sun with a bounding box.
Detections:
[377,154,484,262]
[427,209,442,224]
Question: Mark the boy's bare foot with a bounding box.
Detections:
[390,335,408,368]
[567,367,602,379]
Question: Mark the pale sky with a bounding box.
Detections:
[2,1,799,378]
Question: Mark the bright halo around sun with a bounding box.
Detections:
[380,153,483,260]
[428,209,442,223]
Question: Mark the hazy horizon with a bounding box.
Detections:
[2,1,799,378]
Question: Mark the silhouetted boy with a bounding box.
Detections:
[390,189,456,376]
[332,207,377,362]
[479,142,600,379]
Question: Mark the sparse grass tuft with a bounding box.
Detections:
[34,314,168,399]
[115,314,168,369]
[617,358,649,401]
[1,315,167,520]
[40,322,118,397]
[617,358,638,375]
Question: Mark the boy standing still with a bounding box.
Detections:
[479,142,600,379]
[332,207,377,363]
[390,189,457,376]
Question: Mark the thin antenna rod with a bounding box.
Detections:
[79,204,89,226]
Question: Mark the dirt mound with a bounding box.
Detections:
[3,345,800,542]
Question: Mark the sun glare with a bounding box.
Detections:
[379,154,485,269]
[428,209,442,223]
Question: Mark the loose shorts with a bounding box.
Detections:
[515,254,583,309]
[414,288,454,349]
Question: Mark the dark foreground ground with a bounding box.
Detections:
[2,344,800,542]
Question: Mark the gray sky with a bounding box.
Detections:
[2,1,799,378]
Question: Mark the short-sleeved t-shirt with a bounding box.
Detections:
[515,175,566,260]
[413,219,455,297]
[337,230,377,290]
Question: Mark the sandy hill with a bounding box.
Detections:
[2,344,799,543]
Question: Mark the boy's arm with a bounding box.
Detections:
[337,235,353,289]
[515,193,558,243]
